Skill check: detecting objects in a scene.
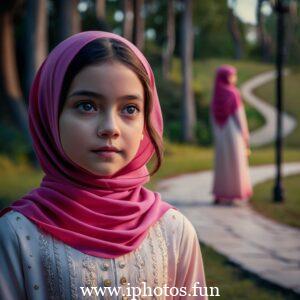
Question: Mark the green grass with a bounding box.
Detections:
[250,174,300,228]
[254,70,300,147]
[202,243,299,299]
[0,156,43,209]
[245,102,265,132]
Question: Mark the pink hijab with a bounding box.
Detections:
[0,31,174,258]
[211,65,242,126]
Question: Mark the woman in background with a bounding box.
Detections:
[211,65,252,205]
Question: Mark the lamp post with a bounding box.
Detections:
[270,0,291,202]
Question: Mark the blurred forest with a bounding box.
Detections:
[0,0,299,165]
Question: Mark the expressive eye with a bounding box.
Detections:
[123,105,139,115]
[76,101,97,113]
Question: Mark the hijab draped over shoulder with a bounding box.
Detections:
[211,65,242,126]
[0,31,173,258]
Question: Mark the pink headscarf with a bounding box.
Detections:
[0,31,174,258]
[211,65,242,126]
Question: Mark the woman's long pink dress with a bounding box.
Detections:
[212,105,253,201]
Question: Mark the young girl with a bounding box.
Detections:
[0,32,207,299]
[211,65,253,205]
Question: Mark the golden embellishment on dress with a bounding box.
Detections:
[120,276,127,285]
[118,261,126,269]
[103,279,112,287]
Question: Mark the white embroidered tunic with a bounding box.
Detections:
[0,208,207,300]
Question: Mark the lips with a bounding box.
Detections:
[91,146,121,153]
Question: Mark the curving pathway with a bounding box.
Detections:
[240,70,297,147]
[157,163,300,294]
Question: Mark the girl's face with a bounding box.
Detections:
[59,61,145,177]
[228,73,237,85]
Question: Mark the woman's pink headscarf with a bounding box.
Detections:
[211,65,242,126]
[0,31,174,258]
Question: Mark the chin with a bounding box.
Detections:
[90,168,118,177]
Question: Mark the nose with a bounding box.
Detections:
[97,110,120,139]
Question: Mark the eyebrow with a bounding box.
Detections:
[68,90,143,101]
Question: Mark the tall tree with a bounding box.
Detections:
[23,0,48,102]
[180,0,196,142]
[256,0,272,61]
[0,6,32,148]
[285,0,298,63]
[122,0,134,41]
[133,0,145,50]
[95,0,110,30]
[96,0,106,19]
[228,1,243,59]
[57,0,81,42]
[162,0,175,80]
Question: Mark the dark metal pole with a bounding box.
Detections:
[273,0,286,202]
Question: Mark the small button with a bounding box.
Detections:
[119,261,125,269]
[103,279,111,287]
[34,284,39,290]
[101,263,109,271]
[120,276,127,285]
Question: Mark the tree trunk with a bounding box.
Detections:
[285,1,298,61]
[256,0,272,62]
[228,5,243,59]
[96,0,106,19]
[180,0,196,143]
[57,0,81,42]
[0,12,31,145]
[95,0,110,31]
[122,0,134,41]
[133,0,145,50]
[162,0,175,80]
[23,0,47,102]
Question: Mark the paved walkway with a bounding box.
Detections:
[240,70,297,147]
[158,163,300,294]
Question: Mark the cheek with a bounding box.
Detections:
[59,115,93,152]
[123,120,144,148]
